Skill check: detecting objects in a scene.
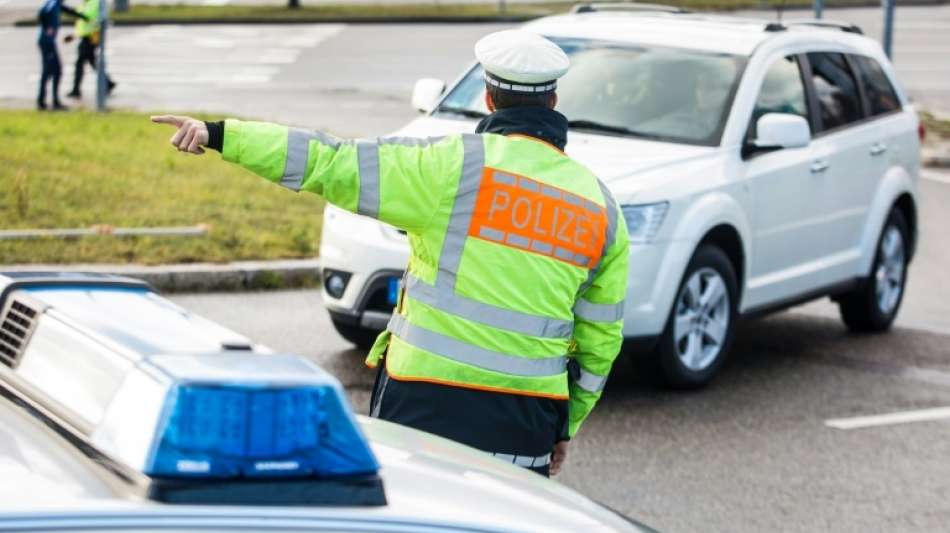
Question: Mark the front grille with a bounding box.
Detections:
[0,299,39,368]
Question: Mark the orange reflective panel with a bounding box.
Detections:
[468,167,607,269]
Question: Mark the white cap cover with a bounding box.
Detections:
[474,30,570,92]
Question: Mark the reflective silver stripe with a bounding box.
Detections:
[531,240,553,254]
[564,193,581,206]
[405,275,573,338]
[377,136,447,147]
[518,177,539,193]
[388,313,568,377]
[542,186,562,200]
[584,199,602,215]
[493,172,516,185]
[579,180,620,295]
[282,128,343,191]
[575,367,608,393]
[575,254,591,267]
[554,247,573,261]
[506,233,530,247]
[434,134,484,289]
[356,141,380,218]
[479,227,505,242]
[574,298,624,322]
[490,451,551,468]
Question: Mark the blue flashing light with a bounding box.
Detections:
[146,384,379,479]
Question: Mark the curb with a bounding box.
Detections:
[2,259,322,293]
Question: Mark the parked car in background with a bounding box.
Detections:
[320,6,921,387]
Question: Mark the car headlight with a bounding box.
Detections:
[621,202,669,244]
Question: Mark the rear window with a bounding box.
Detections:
[852,55,902,116]
[807,52,864,132]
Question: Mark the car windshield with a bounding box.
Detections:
[436,38,747,146]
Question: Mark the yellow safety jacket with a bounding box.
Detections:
[220,117,629,437]
[74,0,99,39]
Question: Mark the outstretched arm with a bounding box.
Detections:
[151,115,464,234]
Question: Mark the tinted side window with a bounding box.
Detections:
[807,52,863,131]
[852,55,901,116]
[750,55,808,137]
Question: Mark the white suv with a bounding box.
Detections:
[320,7,921,387]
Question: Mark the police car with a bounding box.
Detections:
[320,5,921,387]
[0,272,652,532]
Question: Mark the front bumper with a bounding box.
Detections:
[319,206,409,330]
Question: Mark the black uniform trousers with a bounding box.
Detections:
[37,34,61,105]
[369,363,569,477]
[71,36,112,95]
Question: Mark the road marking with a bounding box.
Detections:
[922,170,950,185]
[826,406,950,430]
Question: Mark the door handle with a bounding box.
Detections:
[870,142,888,156]
[810,160,830,174]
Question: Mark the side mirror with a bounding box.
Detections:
[411,78,446,114]
[753,113,811,150]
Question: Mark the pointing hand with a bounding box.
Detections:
[151,115,208,155]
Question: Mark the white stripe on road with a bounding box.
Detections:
[922,170,950,185]
[826,406,950,430]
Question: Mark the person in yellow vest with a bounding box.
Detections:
[66,0,115,99]
[152,30,629,477]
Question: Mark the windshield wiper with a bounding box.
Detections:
[568,119,667,141]
[436,106,488,119]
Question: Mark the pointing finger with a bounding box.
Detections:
[151,115,186,127]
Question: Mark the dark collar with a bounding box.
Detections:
[475,107,569,151]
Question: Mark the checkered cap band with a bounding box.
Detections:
[485,73,557,93]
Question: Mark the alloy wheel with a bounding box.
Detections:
[875,225,905,315]
[672,267,731,372]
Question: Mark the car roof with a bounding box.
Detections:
[525,11,878,57]
[0,397,645,532]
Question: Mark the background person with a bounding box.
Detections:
[36,0,85,110]
[66,0,115,100]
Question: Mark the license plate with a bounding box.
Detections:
[387,277,401,306]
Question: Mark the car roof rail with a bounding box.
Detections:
[571,2,689,14]
[764,19,863,34]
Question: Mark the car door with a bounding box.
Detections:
[742,54,825,308]
[798,51,878,286]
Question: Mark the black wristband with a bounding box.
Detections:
[204,120,224,152]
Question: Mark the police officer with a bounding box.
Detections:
[152,30,629,477]
[66,0,115,100]
[36,0,85,110]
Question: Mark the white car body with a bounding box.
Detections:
[0,272,650,533]
[320,10,920,382]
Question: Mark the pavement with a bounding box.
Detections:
[169,170,950,532]
[2,7,950,135]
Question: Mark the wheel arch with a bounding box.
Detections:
[858,166,917,275]
[669,191,752,305]
[697,224,746,303]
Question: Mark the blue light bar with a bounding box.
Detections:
[146,383,379,479]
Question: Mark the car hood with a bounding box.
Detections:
[395,115,719,198]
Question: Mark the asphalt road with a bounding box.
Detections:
[1,6,949,134]
[172,171,950,533]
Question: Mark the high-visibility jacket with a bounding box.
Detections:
[74,0,98,38]
[220,119,629,437]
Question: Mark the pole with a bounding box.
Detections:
[96,0,107,112]
[882,0,896,59]
[814,0,823,19]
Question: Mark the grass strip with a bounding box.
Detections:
[0,110,324,265]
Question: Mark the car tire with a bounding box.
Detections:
[837,208,909,333]
[653,245,738,389]
[330,316,382,350]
